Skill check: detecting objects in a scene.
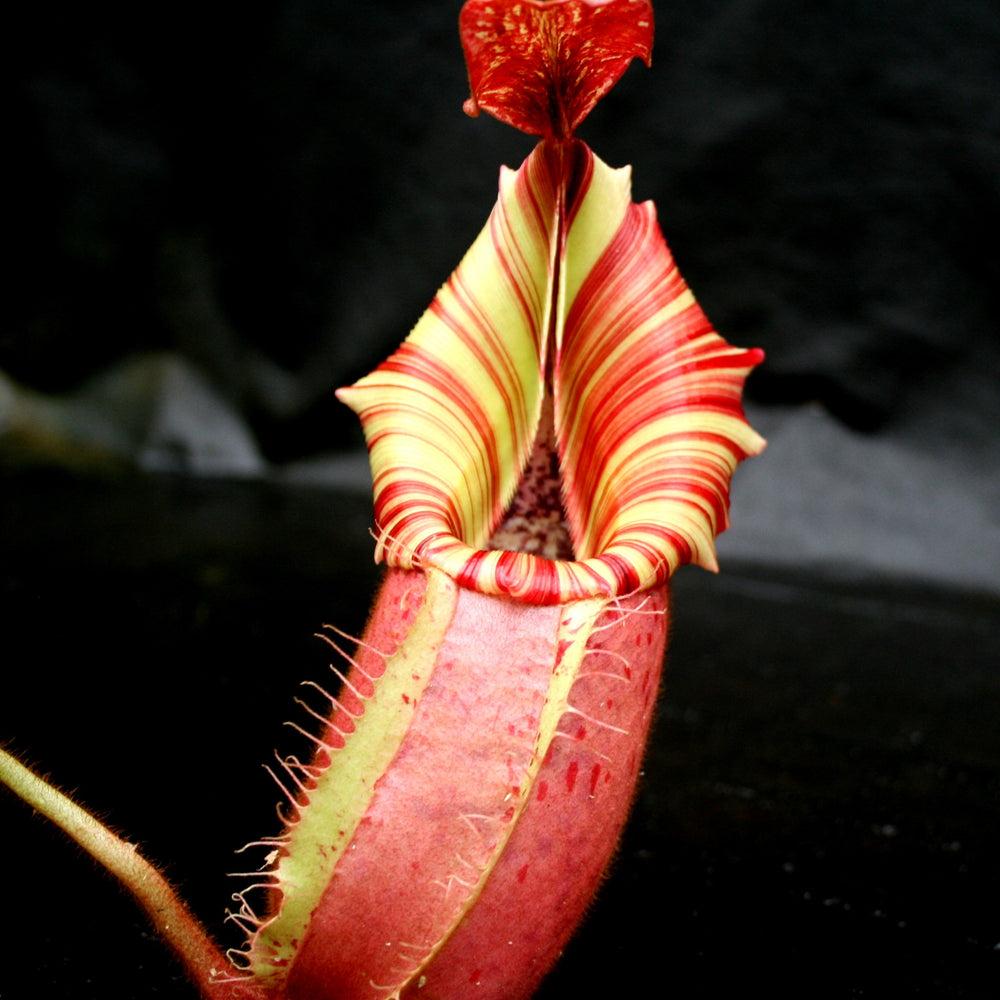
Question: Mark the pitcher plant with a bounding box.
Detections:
[0,2,764,998]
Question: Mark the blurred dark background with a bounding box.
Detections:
[2,1,998,997]
[5,0,998,588]
[10,0,1000,431]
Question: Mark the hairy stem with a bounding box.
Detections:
[0,746,263,1000]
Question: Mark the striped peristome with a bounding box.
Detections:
[338,138,764,605]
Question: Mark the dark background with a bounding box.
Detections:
[8,0,1000,457]
[3,1,999,997]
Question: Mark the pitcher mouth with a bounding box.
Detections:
[338,140,764,606]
